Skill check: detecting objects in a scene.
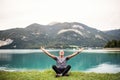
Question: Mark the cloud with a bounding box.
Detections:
[0,0,120,30]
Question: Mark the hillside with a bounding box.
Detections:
[0,22,119,49]
[104,29,120,39]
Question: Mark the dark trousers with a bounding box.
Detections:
[52,65,71,76]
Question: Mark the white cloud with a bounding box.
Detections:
[0,0,120,30]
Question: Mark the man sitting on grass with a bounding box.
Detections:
[41,47,84,77]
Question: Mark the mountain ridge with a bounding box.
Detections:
[0,22,119,49]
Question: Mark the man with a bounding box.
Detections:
[41,47,84,77]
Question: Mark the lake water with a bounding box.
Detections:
[0,49,120,73]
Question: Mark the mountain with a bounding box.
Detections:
[0,22,119,49]
[104,29,120,39]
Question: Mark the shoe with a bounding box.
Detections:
[56,74,62,77]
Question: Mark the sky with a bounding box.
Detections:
[0,0,120,31]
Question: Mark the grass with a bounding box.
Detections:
[0,70,120,80]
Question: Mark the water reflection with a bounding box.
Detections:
[0,50,120,73]
[68,52,120,71]
[85,63,120,73]
[0,54,12,61]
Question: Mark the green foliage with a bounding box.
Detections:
[104,40,120,48]
[0,70,120,80]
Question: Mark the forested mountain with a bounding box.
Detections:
[104,29,120,39]
[0,22,119,49]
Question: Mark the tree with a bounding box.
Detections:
[104,40,120,48]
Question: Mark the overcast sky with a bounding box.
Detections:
[0,0,120,31]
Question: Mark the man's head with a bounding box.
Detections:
[59,50,64,56]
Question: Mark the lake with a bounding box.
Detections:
[0,49,120,73]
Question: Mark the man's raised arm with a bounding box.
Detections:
[67,48,84,59]
[40,47,56,59]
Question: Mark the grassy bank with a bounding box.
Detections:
[0,70,120,80]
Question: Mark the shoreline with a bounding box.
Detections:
[103,48,120,51]
[0,48,120,54]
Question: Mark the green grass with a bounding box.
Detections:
[0,70,120,80]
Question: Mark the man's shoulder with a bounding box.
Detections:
[53,56,58,60]
[65,56,69,60]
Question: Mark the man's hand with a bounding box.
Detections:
[40,46,56,59]
[78,48,84,52]
[40,46,45,50]
[67,48,84,59]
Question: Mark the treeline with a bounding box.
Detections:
[104,40,120,48]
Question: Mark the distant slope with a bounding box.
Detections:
[0,22,119,49]
[104,29,120,39]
